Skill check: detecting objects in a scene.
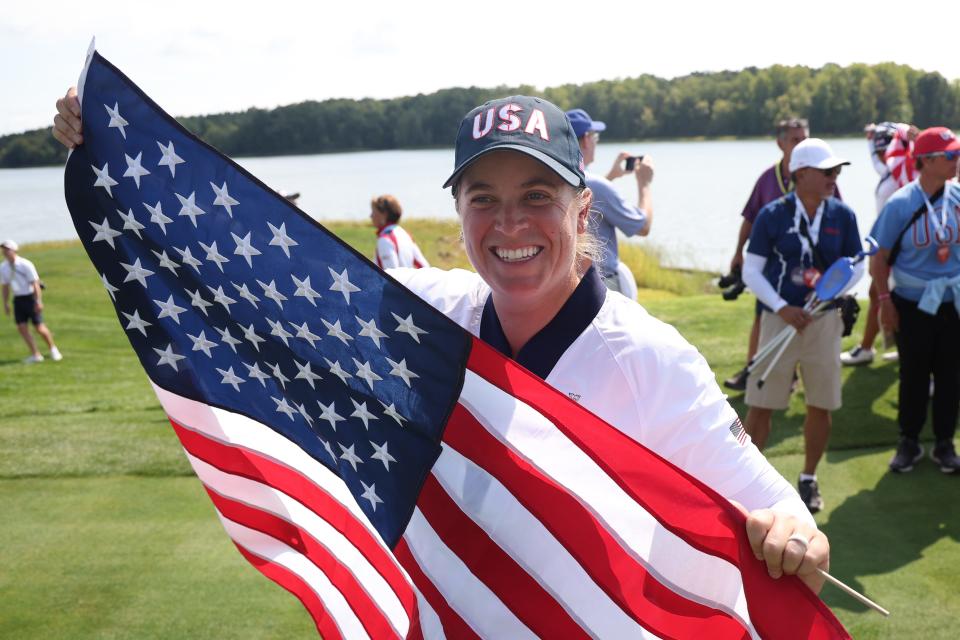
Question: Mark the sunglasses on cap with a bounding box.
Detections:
[921,150,960,161]
[818,166,842,177]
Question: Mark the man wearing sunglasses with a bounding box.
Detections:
[741,138,862,513]
[871,127,960,474]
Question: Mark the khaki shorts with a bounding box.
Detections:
[746,310,843,411]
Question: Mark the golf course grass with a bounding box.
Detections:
[1,227,957,638]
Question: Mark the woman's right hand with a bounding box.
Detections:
[878,297,899,332]
[53,87,83,149]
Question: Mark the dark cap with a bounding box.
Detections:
[442,95,585,190]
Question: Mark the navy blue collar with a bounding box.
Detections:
[480,265,607,380]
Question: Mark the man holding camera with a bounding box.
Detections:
[741,139,862,513]
[566,108,654,293]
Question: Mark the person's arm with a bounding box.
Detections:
[376,236,401,270]
[32,280,43,312]
[730,218,753,271]
[633,158,654,235]
[871,249,898,332]
[588,176,648,238]
[1,283,9,316]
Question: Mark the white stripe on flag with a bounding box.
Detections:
[218,514,371,640]
[432,445,659,639]
[458,371,759,637]
[413,589,446,640]
[403,508,539,640]
[187,453,410,637]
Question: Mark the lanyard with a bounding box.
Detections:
[774,161,793,195]
[921,186,951,243]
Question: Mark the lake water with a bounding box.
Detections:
[0,137,880,294]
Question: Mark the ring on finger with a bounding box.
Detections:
[786,533,810,553]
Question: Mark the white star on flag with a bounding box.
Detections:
[271,396,297,421]
[91,162,119,197]
[369,441,397,471]
[216,366,245,392]
[356,316,388,348]
[321,318,353,345]
[231,232,261,267]
[328,267,361,304]
[392,312,428,344]
[359,481,383,511]
[338,443,363,471]
[198,240,230,272]
[143,201,173,235]
[100,273,119,301]
[211,181,240,217]
[294,360,322,389]
[266,318,294,346]
[289,321,322,347]
[116,207,145,239]
[352,358,383,390]
[296,403,314,426]
[215,325,243,353]
[231,282,260,308]
[379,400,408,426]
[154,295,188,324]
[350,398,378,430]
[323,358,352,384]
[153,343,185,371]
[121,309,152,336]
[291,274,321,306]
[151,250,180,275]
[242,361,271,387]
[257,279,288,309]
[207,285,237,312]
[123,152,150,188]
[267,221,298,257]
[89,217,122,249]
[317,399,346,430]
[186,289,213,316]
[187,330,218,358]
[173,246,203,273]
[267,362,290,389]
[104,102,129,139]
[120,258,155,288]
[386,357,419,387]
[157,140,185,177]
[175,191,206,227]
[240,323,266,352]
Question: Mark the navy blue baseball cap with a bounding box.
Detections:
[565,108,606,139]
[443,96,586,190]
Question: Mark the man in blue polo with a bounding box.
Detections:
[565,108,654,293]
[741,139,862,513]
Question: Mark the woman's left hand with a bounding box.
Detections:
[744,508,829,594]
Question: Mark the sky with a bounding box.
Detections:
[4,0,960,137]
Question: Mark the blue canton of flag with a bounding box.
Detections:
[65,49,469,547]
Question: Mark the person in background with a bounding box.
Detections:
[1,240,63,363]
[565,108,654,294]
[725,118,814,391]
[370,194,429,270]
[742,139,862,513]
[841,122,917,366]
[871,127,960,474]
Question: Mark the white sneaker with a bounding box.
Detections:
[24,354,44,364]
[882,350,899,362]
[50,347,63,361]
[841,346,875,366]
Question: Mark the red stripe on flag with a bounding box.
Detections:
[466,337,851,640]
[234,543,344,640]
[416,473,591,639]
[168,420,417,620]
[444,403,750,639]
[394,538,481,640]
[207,489,401,640]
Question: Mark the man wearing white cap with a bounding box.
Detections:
[1,240,63,363]
[741,139,863,513]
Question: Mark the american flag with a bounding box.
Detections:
[63,48,850,639]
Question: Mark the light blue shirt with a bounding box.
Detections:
[585,172,648,277]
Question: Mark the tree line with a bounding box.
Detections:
[4,62,959,168]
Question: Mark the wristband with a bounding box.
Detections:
[877,292,891,301]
